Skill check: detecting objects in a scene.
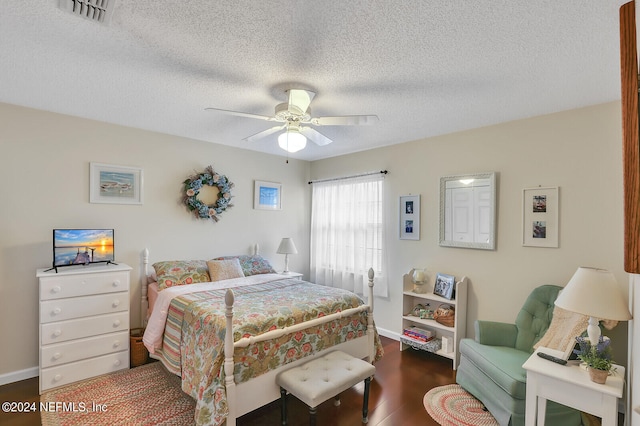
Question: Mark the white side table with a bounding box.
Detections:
[523,348,625,426]
[280,271,303,280]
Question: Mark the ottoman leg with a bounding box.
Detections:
[280,387,287,425]
[309,405,317,426]
[362,377,371,423]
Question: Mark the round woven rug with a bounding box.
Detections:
[423,384,498,426]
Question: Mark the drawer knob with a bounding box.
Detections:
[53,329,62,337]
[53,374,62,382]
[51,286,61,293]
[53,352,62,360]
[113,320,121,327]
[112,280,120,287]
[113,340,120,348]
[112,299,120,307]
[52,307,62,315]
[114,359,121,367]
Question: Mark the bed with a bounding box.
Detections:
[140,248,382,426]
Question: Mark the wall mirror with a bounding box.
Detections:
[439,172,497,250]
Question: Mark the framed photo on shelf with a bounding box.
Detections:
[522,186,559,247]
[399,194,420,240]
[254,180,282,210]
[434,273,456,300]
[89,162,143,205]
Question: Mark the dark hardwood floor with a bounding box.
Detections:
[0,336,456,425]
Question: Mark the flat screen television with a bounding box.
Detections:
[50,229,116,272]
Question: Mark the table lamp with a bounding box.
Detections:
[554,267,632,345]
[277,237,298,274]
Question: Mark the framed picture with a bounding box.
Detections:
[522,187,559,247]
[254,180,282,210]
[434,273,456,300]
[400,195,420,240]
[89,162,143,205]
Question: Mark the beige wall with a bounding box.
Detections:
[0,103,311,379]
[311,101,628,358]
[0,100,629,381]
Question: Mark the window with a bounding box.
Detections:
[310,173,387,297]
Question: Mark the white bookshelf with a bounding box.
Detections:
[401,269,467,370]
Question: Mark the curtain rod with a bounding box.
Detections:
[308,170,388,184]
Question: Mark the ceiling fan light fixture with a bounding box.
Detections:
[278,130,307,153]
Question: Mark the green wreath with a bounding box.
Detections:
[183,165,234,222]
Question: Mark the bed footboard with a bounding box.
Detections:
[223,268,376,426]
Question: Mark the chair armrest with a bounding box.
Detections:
[475,320,518,347]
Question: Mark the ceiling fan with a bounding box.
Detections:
[205,89,378,153]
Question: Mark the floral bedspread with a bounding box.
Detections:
[151,276,383,426]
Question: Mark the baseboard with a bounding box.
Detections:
[377,327,400,341]
[0,366,38,386]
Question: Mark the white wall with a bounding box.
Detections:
[0,102,311,379]
[311,101,629,359]
[0,100,630,383]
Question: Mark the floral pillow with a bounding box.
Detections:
[153,260,211,290]
[206,258,245,281]
[214,255,277,276]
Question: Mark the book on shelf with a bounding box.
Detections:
[403,326,434,342]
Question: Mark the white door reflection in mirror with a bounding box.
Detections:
[440,172,497,250]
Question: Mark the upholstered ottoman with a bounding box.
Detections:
[276,351,376,425]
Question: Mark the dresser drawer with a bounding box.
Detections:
[41,311,129,345]
[41,330,129,368]
[40,292,128,323]
[40,271,129,300]
[40,351,128,392]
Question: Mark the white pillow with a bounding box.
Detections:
[207,258,245,281]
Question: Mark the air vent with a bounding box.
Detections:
[58,0,115,25]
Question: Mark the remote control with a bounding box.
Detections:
[536,351,567,365]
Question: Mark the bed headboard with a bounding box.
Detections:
[140,245,261,326]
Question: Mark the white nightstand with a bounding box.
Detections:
[523,348,625,426]
[280,271,303,280]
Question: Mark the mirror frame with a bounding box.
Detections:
[439,172,497,250]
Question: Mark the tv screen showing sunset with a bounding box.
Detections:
[53,229,114,266]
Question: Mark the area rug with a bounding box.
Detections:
[424,384,602,426]
[423,384,498,426]
[41,362,195,425]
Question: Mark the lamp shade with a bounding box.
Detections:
[554,267,632,321]
[277,238,298,255]
[278,130,307,153]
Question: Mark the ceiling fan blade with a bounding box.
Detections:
[301,127,333,146]
[205,107,275,122]
[311,115,379,126]
[287,89,315,115]
[244,125,286,143]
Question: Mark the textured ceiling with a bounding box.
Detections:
[0,1,631,161]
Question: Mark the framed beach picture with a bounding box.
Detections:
[400,195,420,240]
[89,162,143,205]
[522,186,559,247]
[254,180,282,210]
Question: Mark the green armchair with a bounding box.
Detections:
[456,285,581,426]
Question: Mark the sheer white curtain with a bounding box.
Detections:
[310,174,387,297]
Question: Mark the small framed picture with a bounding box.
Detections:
[399,195,420,240]
[522,187,559,247]
[89,162,143,205]
[254,180,282,210]
[434,273,456,300]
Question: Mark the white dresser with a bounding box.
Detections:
[37,263,131,393]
